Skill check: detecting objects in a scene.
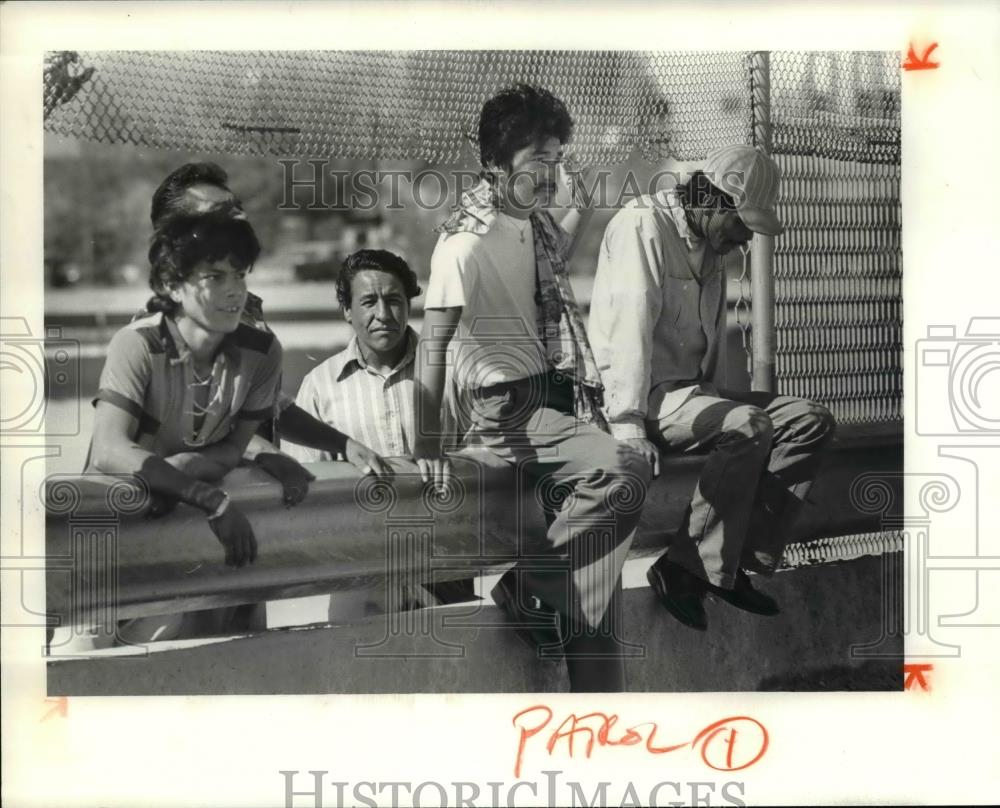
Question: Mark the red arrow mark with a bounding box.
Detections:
[903,663,933,691]
[41,696,68,722]
[902,43,940,71]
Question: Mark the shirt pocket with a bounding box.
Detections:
[661,275,702,332]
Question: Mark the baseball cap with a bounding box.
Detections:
[703,145,784,236]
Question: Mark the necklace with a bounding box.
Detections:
[507,216,531,244]
[191,365,214,386]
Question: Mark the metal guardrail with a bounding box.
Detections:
[45,425,903,629]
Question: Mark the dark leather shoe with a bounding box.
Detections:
[709,569,780,616]
[646,559,708,631]
[490,573,564,657]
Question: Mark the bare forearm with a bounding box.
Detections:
[561,206,595,260]
[414,308,460,453]
[414,358,447,450]
[276,403,349,456]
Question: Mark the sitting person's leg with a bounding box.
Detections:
[718,391,836,574]
[485,378,650,666]
[646,392,776,629]
[652,392,774,587]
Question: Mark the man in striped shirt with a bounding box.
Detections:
[285,249,474,613]
[285,249,420,462]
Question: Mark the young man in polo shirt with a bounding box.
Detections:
[149,162,395,496]
[589,145,836,632]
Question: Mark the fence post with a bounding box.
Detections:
[750,51,777,393]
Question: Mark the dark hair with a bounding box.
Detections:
[477,84,574,170]
[150,162,233,227]
[336,249,421,310]
[145,211,261,314]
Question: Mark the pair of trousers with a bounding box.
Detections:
[458,372,651,630]
[650,388,835,588]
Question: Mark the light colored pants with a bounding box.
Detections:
[651,388,836,588]
[458,372,651,630]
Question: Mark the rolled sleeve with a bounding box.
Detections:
[425,233,473,309]
[94,327,151,417]
[609,419,649,441]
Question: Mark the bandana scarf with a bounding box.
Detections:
[437,179,609,431]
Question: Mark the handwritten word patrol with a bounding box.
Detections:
[512,706,770,778]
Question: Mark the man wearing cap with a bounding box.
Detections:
[588,145,836,631]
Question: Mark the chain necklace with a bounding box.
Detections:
[191,364,214,386]
[504,214,531,244]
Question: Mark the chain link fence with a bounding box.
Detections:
[44,50,753,164]
[768,51,901,425]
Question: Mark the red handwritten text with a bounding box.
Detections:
[512,705,769,778]
[904,663,933,691]
[902,43,939,71]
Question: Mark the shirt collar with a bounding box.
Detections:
[335,326,418,382]
[162,313,240,368]
[658,188,704,251]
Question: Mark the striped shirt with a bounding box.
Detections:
[284,328,417,462]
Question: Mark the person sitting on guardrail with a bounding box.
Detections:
[588,145,836,632]
[414,84,651,691]
[87,211,281,642]
[149,162,394,504]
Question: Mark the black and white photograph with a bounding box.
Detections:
[3,3,999,807]
[36,46,906,696]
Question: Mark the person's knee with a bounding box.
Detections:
[723,405,774,449]
[801,401,837,444]
[590,439,652,514]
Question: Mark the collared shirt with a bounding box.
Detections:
[588,189,727,440]
[285,327,418,462]
[89,311,283,463]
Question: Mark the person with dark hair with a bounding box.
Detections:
[334,248,422,312]
[414,85,651,691]
[91,211,271,545]
[476,83,575,174]
[87,210,281,643]
[589,145,836,632]
[285,249,473,615]
[148,162,394,491]
[287,249,423,465]
[150,161,244,227]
